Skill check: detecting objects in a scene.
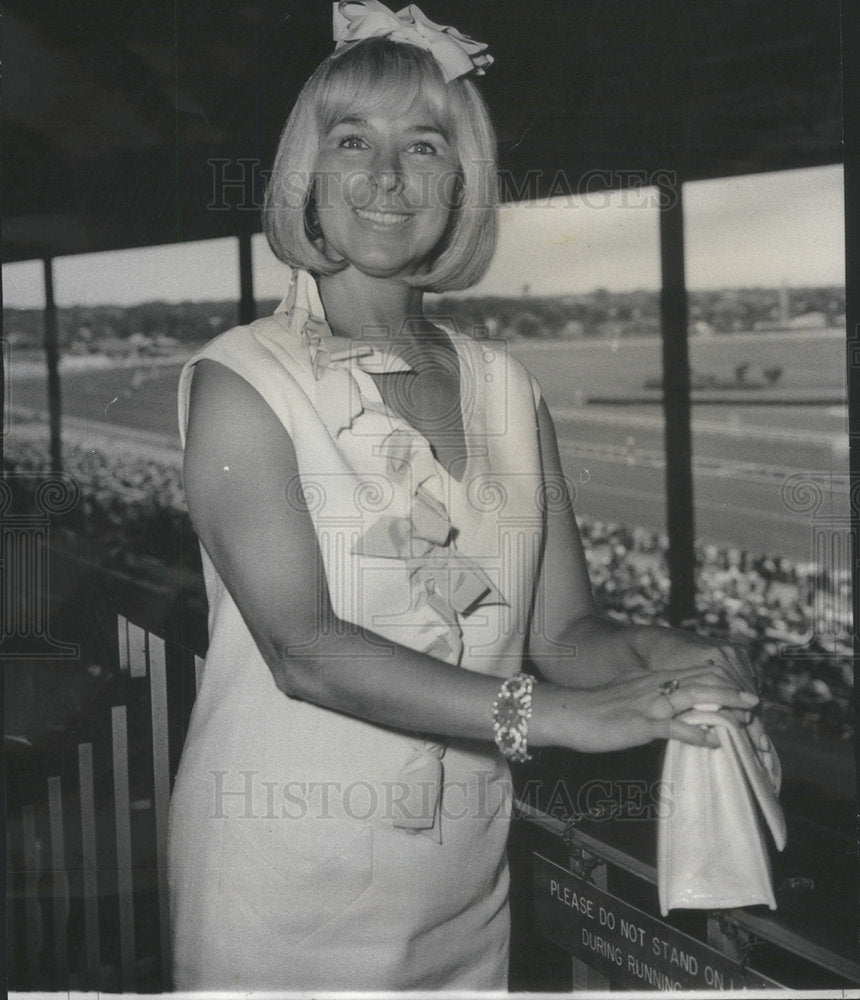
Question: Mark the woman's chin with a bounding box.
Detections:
[337,256,427,281]
[317,234,437,283]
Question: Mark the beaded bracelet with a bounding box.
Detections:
[492,672,536,763]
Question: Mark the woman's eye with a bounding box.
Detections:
[408,141,437,155]
[338,135,368,150]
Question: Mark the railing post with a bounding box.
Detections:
[148,632,173,979]
[78,742,101,990]
[7,832,19,985]
[47,776,70,985]
[21,804,43,987]
[111,705,136,990]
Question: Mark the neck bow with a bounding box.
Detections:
[332,1,493,83]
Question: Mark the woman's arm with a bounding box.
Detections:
[527,399,758,693]
[183,360,755,752]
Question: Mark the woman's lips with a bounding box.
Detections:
[353,207,413,227]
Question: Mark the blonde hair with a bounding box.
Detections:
[263,37,498,292]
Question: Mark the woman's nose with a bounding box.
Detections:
[371,150,404,193]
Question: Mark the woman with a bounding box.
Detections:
[169,3,760,990]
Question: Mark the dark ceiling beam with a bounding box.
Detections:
[2,0,843,264]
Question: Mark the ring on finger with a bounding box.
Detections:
[658,677,680,715]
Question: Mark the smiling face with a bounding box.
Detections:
[263,37,498,292]
[311,98,461,280]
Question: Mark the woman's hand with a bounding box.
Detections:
[532,664,760,754]
[627,625,761,695]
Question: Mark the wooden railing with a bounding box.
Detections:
[6,614,858,992]
[6,616,203,992]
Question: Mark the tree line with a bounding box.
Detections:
[3,285,845,352]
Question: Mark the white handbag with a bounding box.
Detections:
[657,711,787,916]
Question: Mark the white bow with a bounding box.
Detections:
[332,1,493,83]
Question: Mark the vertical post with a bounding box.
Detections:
[47,775,69,985]
[42,258,62,474]
[112,705,136,990]
[78,742,101,990]
[7,832,19,986]
[238,232,256,327]
[843,0,860,730]
[148,632,173,976]
[21,804,43,987]
[127,621,148,679]
[657,176,697,626]
[2,338,10,437]
[117,616,130,673]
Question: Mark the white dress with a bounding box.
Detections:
[168,267,546,991]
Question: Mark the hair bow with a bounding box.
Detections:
[332,1,493,83]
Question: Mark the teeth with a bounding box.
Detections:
[355,208,410,224]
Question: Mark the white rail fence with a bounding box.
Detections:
[6,616,203,991]
[7,614,857,990]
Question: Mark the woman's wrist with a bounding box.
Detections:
[624,622,669,664]
[527,681,616,754]
[526,680,570,749]
[623,622,759,695]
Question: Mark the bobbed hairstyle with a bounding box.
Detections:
[263,37,498,292]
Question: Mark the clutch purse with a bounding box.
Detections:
[657,709,786,916]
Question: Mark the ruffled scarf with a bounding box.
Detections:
[273,269,508,841]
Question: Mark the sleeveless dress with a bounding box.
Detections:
[168,267,546,991]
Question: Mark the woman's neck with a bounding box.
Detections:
[317,268,426,341]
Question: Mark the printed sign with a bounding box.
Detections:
[533,853,784,991]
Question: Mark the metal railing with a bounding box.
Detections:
[514,797,860,990]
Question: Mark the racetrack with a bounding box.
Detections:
[514,331,848,561]
[8,329,849,562]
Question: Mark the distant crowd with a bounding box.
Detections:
[4,436,852,736]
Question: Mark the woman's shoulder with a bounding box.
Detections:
[451,329,542,411]
[182,313,306,375]
[177,314,310,445]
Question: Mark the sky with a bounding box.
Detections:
[2,164,845,309]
